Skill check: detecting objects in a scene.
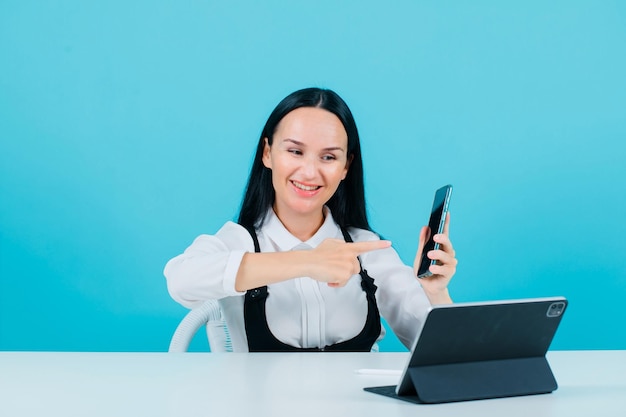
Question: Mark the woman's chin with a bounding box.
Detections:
[278,201,325,219]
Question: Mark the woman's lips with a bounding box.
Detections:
[291,180,321,195]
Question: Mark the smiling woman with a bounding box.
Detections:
[164,88,458,352]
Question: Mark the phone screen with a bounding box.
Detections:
[417,185,453,278]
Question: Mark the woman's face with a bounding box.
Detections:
[263,107,350,225]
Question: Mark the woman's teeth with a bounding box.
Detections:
[292,181,320,191]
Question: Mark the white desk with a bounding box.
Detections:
[1,351,624,417]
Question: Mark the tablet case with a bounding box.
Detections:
[365,297,567,404]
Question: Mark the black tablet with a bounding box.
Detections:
[365,296,568,404]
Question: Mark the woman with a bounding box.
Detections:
[165,87,457,352]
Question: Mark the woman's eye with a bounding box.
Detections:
[322,154,337,161]
[288,149,303,156]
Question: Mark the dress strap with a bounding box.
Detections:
[241,224,260,252]
[339,226,377,296]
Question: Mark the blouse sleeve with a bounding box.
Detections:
[164,221,254,309]
[353,229,432,349]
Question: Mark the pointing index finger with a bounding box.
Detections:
[349,240,392,255]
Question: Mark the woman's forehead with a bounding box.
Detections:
[274,107,348,147]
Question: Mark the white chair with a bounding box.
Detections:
[168,299,233,352]
[168,299,382,353]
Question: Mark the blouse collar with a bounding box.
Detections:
[263,206,340,250]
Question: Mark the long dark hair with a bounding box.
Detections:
[237,87,371,232]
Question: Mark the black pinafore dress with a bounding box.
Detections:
[241,225,382,352]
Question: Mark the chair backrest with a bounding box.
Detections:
[168,299,233,352]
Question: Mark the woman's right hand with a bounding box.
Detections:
[309,239,391,287]
[236,238,390,292]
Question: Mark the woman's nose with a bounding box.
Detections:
[301,156,318,178]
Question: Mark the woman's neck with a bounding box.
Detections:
[273,206,325,242]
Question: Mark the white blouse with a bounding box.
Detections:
[164,208,431,352]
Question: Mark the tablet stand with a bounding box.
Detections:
[407,356,557,403]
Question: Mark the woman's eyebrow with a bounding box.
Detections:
[282,138,305,146]
[323,147,346,153]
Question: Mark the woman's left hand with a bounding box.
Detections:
[413,212,457,304]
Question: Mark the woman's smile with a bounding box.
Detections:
[290,180,322,194]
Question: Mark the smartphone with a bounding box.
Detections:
[417,184,453,278]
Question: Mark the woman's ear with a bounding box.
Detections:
[262,138,272,169]
[342,154,354,180]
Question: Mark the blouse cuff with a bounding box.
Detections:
[223,250,247,296]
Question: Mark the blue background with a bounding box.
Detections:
[1,1,625,352]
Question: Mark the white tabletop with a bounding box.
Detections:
[1,350,624,417]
